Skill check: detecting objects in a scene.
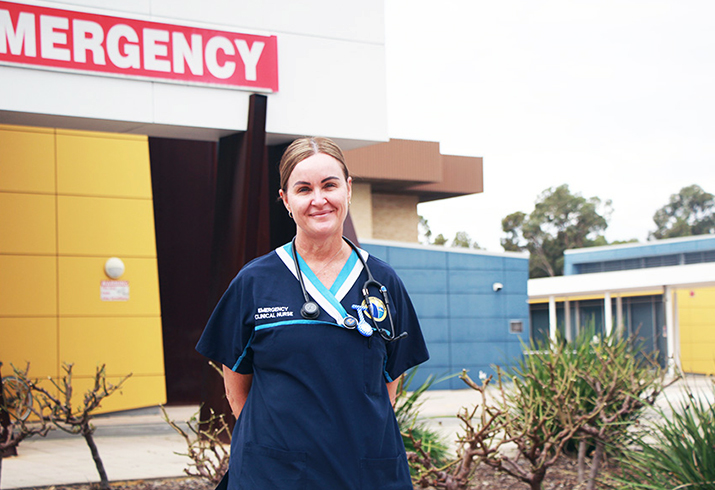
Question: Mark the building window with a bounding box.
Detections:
[574,250,715,274]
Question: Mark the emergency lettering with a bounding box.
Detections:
[0,1,278,91]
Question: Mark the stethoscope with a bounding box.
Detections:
[291,236,408,343]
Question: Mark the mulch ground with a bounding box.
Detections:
[24,457,618,489]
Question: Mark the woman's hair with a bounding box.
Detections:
[279,137,349,192]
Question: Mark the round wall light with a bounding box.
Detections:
[104,257,125,279]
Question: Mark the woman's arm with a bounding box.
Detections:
[386,378,400,408]
[222,365,253,419]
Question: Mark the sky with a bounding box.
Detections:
[384,0,715,251]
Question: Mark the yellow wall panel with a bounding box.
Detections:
[0,125,166,414]
[0,192,56,254]
[689,309,712,327]
[679,287,715,304]
[0,317,58,378]
[58,256,160,316]
[689,341,715,361]
[677,287,715,375]
[57,195,157,257]
[59,317,164,377]
[69,375,166,414]
[0,255,57,316]
[56,131,152,199]
[682,358,715,376]
[0,126,55,194]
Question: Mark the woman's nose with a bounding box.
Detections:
[311,190,327,204]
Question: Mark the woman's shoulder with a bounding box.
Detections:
[229,249,282,284]
[364,252,399,278]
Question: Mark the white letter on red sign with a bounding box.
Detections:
[107,24,139,69]
[40,15,70,61]
[172,31,203,75]
[234,40,264,82]
[0,10,36,56]
[143,28,170,72]
[73,19,105,64]
[205,36,235,80]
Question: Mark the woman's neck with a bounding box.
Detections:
[294,233,345,262]
[294,233,348,288]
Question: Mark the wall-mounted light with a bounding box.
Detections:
[492,282,503,292]
[104,257,125,279]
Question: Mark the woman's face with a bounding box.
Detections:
[280,153,352,241]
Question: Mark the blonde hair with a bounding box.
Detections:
[279,137,349,192]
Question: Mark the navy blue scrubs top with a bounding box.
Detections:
[196,242,429,490]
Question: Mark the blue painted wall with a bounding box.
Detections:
[362,241,530,390]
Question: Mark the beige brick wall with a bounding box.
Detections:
[372,193,419,243]
[350,182,373,239]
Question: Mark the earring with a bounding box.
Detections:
[288,210,293,218]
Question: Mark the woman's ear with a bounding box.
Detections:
[346,176,353,203]
[279,189,290,213]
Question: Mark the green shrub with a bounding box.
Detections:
[395,369,453,469]
[616,380,715,489]
[501,328,667,490]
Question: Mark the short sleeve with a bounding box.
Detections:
[195,273,255,374]
[383,272,429,381]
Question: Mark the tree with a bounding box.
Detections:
[433,233,448,246]
[28,363,131,490]
[418,215,433,244]
[502,184,611,278]
[650,184,715,239]
[451,231,481,249]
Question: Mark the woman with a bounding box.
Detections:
[196,136,429,489]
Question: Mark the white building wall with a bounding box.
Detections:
[0,0,388,146]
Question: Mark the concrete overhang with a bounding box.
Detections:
[528,262,715,300]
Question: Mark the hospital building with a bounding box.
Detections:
[1,0,530,410]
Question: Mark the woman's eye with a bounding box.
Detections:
[296,187,310,193]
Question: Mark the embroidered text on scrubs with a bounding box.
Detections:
[255,306,293,320]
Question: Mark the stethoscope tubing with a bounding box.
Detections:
[290,236,407,342]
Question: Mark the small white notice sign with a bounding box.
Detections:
[101,280,129,301]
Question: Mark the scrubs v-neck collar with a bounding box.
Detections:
[275,241,369,326]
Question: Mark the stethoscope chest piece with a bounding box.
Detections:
[301,300,320,320]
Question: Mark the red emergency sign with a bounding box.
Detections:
[0,1,279,91]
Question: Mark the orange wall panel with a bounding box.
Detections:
[1,125,165,412]
[0,317,58,378]
[0,125,55,194]
[0,192,56,255]
[59,317,164,377]
[58,256,160,316]
[57,195,157,257]
[56,130,152,199]
[63,374,166,414]
[0,255,57,316]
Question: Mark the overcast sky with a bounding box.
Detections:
[384,0,715,251]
